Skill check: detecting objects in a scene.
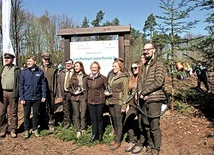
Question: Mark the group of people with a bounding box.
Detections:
[0,42,166,155]
[175,61,210,92]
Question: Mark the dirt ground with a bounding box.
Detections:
[0,75,213,155]
[0,110,213,155]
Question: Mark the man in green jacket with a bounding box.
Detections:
[0,53,20,138]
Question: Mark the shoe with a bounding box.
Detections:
[151,149,160,155]
[0,132,6,138]
[132,146,143,154]
[145,146,152,155]
[98,135,103,143]
[110,143,121,150]
[32,129,40,137]
[90,135,97,142]
[48,118,55,126]
[63,123,70,130]
[49,126,55,132]
[125,142,135,152]
[24,130,29,138]
[109,141,115,147]
[76,131,81,138]
[80,130,86,135]
[10,130,17,138]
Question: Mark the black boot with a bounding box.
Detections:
[90,135,97,142]
[99,135,103,143]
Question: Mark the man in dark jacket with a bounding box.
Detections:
[193,62,210,92]
[135,43,166,155]
[40,52,56,131]
[0,53,20,138]
[19,55,46,138]
[57,59,74,129]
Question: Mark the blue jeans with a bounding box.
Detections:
[23,100,41,131]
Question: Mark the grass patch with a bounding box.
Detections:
[40,123,115,147]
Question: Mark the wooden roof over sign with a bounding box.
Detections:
[58,25,131,37]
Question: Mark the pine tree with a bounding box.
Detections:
[155,0,199,110]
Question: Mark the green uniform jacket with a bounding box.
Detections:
[0,65,21,100]
[106,72,129,110]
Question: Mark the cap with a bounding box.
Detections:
[41,52,51,59]
[4,53,15,58]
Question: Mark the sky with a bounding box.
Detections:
[23,0,209,36]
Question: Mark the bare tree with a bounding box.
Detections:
[11,0,26,65]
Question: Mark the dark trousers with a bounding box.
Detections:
[72,98,87,131]
[0,90,18,133]
[88,103,104,136]
[109,104,124,143]
[197,77,209,91]
[63,92,72,125]
[124,106,140,143]
[141,102,162,151]
[40,90,55,129]
[23,100,41,131]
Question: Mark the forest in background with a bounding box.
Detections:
[0,0,213,68]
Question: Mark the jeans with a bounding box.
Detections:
[88,103,104,136]
[0,90,18,133]
[23,100,41,131]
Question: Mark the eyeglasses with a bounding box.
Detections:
[143,48,154,51]
[131,67,138,70]
[4,57,12,59]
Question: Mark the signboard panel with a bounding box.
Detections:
[70,40,119,76]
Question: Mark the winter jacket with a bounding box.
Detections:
[19,66,46,101]
[138,56,166,103]
[106,72,129,110]
[86,73,107,105]
[69,73,88,101]
[0,65,20,100]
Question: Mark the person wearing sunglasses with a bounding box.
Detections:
[124,61,144,153]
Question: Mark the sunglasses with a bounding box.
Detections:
[44,58,50,61]
[4,57,12,59]
[131,67,138,70]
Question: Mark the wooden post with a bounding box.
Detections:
[64,38,70,60]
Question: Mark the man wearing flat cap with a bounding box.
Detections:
[0,53,20,138]
[39,52,57,131]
